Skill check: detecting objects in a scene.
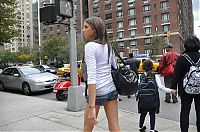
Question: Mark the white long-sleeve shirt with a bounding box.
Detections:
[143,72,172,93]
[85,42,117,96]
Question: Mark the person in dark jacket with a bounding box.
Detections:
[125,52,139,98]
[171,36,200,132]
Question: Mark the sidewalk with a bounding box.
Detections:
[0,91,197,131]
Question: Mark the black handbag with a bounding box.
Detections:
[111,49,138,95]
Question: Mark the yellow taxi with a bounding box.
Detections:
[57,61,83,79]
[57,64,70,77]
[137,58,159,73]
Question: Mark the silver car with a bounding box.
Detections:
[0,66,58,95]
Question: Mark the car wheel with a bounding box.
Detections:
[22,83,32,95]
[0,81,5,91]
[56,90,68,101]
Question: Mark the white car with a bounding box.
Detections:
[0,66,58,95]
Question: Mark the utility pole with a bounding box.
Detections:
[39,0,85,112]
[37,0,42,65]
[67,2,85,111]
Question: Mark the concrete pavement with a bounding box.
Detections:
[0,91,197,131]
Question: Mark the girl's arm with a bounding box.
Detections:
[155,74,172,93]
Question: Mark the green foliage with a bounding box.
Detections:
[0,48,18,69]
[77,41,85,61]
[41,36,69,64]
[149,36,162,60]
[0,0,20,46]
[18,46,30,54]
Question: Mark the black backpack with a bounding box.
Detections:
[137,74,160,113]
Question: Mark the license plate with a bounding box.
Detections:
[53,89,57,93]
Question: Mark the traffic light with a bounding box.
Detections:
[55,0,73,18]
[166,31,170,38]
[40,5,57,23]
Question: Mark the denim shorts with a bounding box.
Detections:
[86,90,118,106]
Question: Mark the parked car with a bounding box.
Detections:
[0,66,58,95]
[34,65,57,74]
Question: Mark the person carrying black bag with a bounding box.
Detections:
[125,52,139,98]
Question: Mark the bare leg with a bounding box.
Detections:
[84,104,100,132]
[104,99,120,132]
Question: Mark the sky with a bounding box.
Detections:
[193,0,200,38]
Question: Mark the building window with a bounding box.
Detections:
[128,0,135,7]
[108,33,113,39]
[163,36,170,45]
[161,12,169,22]
[144,38,151,45]
[162,24,170,32]
[129,29,137,37]
[93,7,99,14]
[130,40,137,46]
[116,1,122,9]
[105,4,111,10]
[117,21,123,28]
[145,49,152,54]
[160,1,169,9]
[106,23,112,29]
[118,41,124,47]
[128,0,135,3]
[128,8,135,16]
[144,27,151,35]
[116,11,123,17]
[143,5,150,12]
[143,16,151,24]
[93,0,99,5]
[105,13,112,20]
[117,31,124,39]
[129,18,136,26]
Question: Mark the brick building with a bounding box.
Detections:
[88,0,194,58]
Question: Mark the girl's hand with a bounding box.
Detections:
[88,106,96,124]
[171,89,177,96]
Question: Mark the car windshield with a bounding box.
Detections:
[20,67,42,75]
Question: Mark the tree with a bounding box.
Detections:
[76,41,85,61]
[148,36,162,60]
[18,46,30,54]
[41,36,69,65]
[0,49,18,68]
[0,0,20,46]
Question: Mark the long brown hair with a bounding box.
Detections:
[84,16,109,44]
[84,16,111,62]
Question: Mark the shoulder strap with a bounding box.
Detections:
[182,53,195,65]
[112,48,126,66]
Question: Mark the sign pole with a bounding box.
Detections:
[66,1,85,111]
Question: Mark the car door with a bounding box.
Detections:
[10,68,23,90]
[1,68,12,88]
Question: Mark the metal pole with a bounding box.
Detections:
[38,0,42,65]
[69,16,78,86]
[67,2,85,111]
